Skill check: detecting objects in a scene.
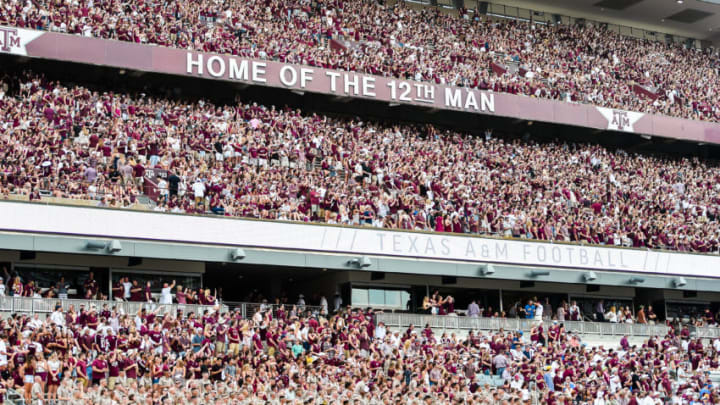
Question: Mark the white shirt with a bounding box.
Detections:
[158,179,168,196]
[50,310,65,327]
[319,296,328,313]
[27,317,43,330]
[0,283,5,296]
[123,282,132,299]
[0,339,7,366]
[534,304,543,320]
[638,395,655,405]
[374,326,387,340]
[160,287,173,304]
[192,181,206,198]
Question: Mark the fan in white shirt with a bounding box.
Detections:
[159,280,176,305]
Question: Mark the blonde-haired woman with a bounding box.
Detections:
[47,352,61,403]
[200,288,216,306]
[606,306,618,323]
[422,296,431,314]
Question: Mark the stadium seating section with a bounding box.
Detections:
[0,0,718,120]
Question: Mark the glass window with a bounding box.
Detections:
[12,265,102,299]
[666,302,708,321]
[368,289,385,306]
[401,291,410,309]
[351,286,410,310]
[111,271,202,294]
[384,290,400,308]
[351,288,368,307]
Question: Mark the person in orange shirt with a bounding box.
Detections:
[636,305,647,324]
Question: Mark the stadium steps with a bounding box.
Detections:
[6,387,24,404]
[136,194,157,209]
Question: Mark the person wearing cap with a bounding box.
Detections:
[50,304,65,328]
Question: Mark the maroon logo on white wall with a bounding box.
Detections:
[612,110,631,132]
[0,27,20,52]
[597,107,643,133]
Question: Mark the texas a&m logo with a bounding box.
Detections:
[0,27,20,52]
[611,110,630,131]
[597,107,643,133]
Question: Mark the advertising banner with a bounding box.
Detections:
[1,26,720,144]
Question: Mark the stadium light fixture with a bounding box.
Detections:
[530,270,550,277]
[108,240,123,253]
[86,240,123,253]
[480,264,495,276]
[584,271,597,282]
[676,0,683,4]
[674,277,687,288]
[348,256,372,268]
[230,248,246,261]
[629,277,645,284]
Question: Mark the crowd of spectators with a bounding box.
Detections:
[0,266,219,307]
[503,299,664,326]
[1,71,719,253]
[1,0,720,121]
[0,295,719,404]
[430,293,720,332]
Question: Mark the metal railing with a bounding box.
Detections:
[0,295,225,317]
[223,301,325,320]
[376,313,673,337]
[692,325,720,339]
[5,295,719,339]
[0,296,328,321]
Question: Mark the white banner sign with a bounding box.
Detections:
[0,202,717,278]
[597,107,644,133]
[0,26,42,56]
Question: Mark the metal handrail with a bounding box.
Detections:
[0,296,330,322]
[0,295,226,316]
[222,301,326,319]
[376,313,676,337]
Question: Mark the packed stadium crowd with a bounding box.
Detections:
[1,0,719,121]
[1,71,720,253]
[0,294,718,405]
[8,265,720,330]
[2,0,720,404]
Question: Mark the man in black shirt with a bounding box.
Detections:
[168,173,181,197]
[209,358,223,382]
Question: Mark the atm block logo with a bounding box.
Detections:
[597,107,644,133]
[0,27,20,52]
